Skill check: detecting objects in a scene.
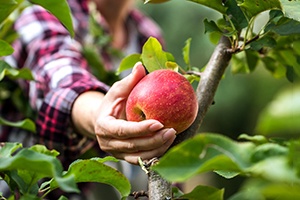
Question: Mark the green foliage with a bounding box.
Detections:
[255,85,300,136]
[2,0,300,199]
[0,143,131,199]
[153,133,300,199]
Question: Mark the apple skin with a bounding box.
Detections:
[126,69,198,134]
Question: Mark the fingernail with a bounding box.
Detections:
[163,128,177,141]
[149,122,164,132]
[132,61,142,74]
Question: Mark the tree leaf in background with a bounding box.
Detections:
[141,37,168,72]
[269,17,300,35]
[50,158,131,198]
[255,86,300,136]
[239,0,281,20]
[0,117,36,133]
[117,53,141,75]
[178,185,224,200]
[0,0,18,24]
[29,0,74,37]
[0,40,14,56]
[0,60,34,81]
[250,36,277,51]
[225,0,248,30]
[188,0,227,14]
[182,38,192,67]
[280,0,300,22]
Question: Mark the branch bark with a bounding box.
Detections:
[147,36,232,200]
[172,35,232,146]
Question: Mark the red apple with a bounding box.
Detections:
[126,69,198,134]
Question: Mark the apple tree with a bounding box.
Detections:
[1,0,300,200]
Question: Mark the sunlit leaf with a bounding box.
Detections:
[141,37,168,72]
[50,158,131,198]
[0,40,14,56]
[29,0,74,37]
[182,38,192,67]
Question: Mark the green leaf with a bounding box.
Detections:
[248,156,300,183]
[231,53,247,73]
[188,0,227,14]
[239,0,281,20]
[0,0,19,24]
[261,56,286,78]
[225,0,248,30]
[250,36,277,51]
[0,148,78,193]
[29,144,60,157]
[51,158,131,198]
[269,17,300,35]
[0,142,22,158]
[0,40,14,56]
[0,60,34,81]
[255,86,300,135]
[0,117,36,133]
[29,0,74,37]
[117,53,141,75]
[165,61,179,72]
[141,37,168,72]
[280,0,300,22]
[152,133,255,182]
[204,19,222,34]
[182,38,192,67]
[178,185,224,200]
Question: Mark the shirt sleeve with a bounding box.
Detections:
[9,5,109,159]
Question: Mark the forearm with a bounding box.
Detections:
[71,91,105,139]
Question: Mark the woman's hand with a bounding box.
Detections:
[94,62,176,164]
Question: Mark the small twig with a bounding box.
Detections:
[129,191,149,199]
[185,71,202,77]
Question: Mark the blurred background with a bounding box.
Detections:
[136,0,295,198]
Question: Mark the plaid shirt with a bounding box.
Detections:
[1,0,164,164]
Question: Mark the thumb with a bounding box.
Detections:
[109,62,146,97]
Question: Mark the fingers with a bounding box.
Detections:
[101,128,176,165]
[96,116,165,139]
[101,128,176,152]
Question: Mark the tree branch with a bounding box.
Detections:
[147,36,232,200]
[172,36,232,146]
